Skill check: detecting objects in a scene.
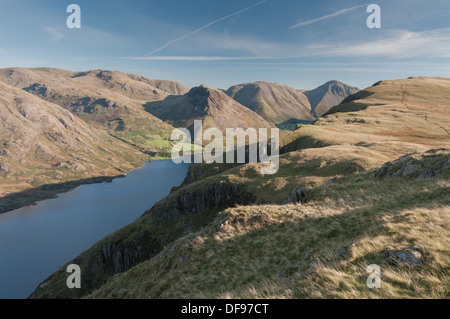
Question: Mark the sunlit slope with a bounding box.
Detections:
[88,151,450,298]
[0,81,145,212]
[283,77,450,156]
[145,85,273,134]
[0,68,189,154]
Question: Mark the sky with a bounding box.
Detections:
[0,0,449,90]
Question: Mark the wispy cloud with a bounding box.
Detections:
[130,28,450,61]
[306,28,450,58]
[144,0,267,56]
[288,4,368,29]
[131,56,270,61]
[44,27,65,41]
[0,49,6,54]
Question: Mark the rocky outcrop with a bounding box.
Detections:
[383,249,423,266]
[375,148,449,179]
[283,187,307,204]
[150,181,257,225]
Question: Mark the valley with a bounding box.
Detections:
[1,73,444,299]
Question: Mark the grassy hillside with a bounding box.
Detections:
[0,81,146,213]
[88,150,450,298]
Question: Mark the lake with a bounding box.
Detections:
[0,160,190,299]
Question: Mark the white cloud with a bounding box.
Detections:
[44,27,65,41]
[305,28,450,58]
[288,4,368,29]
[0,49,6,54]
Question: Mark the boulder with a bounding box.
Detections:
[383,249,423,266]
[283,187,307,204]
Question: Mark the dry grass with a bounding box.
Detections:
[87,168,450,299]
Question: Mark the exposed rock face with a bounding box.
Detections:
[304,80,360,117]
[383,249,423,266]
[150,182,257,225]
[375,148,449,179]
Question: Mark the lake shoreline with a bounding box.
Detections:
[0,159,190,299]
[0,157,173,215]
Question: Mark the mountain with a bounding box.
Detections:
[0,81,146,212]
[30,77,450,299]
[145,85,273,135]
[0,68,189,154]
[304,80,359,117]
[225,81,314,124]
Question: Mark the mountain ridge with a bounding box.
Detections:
[145,84,273,136]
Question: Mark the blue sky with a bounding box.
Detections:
[0,0,449,89]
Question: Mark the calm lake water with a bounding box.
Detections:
[0,160,190,299]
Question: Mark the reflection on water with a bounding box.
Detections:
[0,160,189,299]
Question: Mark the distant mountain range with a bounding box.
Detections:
[225,80,359,124]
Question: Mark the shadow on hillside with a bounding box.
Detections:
[143,95,180,118]
[0,175,124,214]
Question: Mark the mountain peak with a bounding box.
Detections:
[145,85,272,135]
[304,80,360,117]
[225,81,313,124]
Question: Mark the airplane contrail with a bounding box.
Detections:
[288,4,368,29]
[143,0,267,56]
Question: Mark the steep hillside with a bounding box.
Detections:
[0,81,145,213]
[29,77,450,299]
[145,85,273,135]
[0,68,189,154]
[304,80,359,117]
[226,81,313,124]
[87,149,450,299]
